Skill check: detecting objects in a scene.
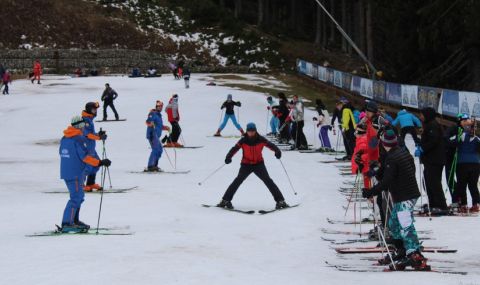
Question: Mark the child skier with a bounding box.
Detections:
[362,129,429,271]
[351,123,370,188]
[313,99,333,151]
[32,59,42,84]
[217,122,289,210]
[164,94,182,147]
[59,116,111,233]
[266,96,279,136]
[82,102,107,191]
[146,100,170,172]
[214,94,244,136]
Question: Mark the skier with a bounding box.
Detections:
[183,67,191,89]
[214,94,244,136]
[101,83,120,121]
[447,113,480,213]
[313,99,333,151]
[290,95,308,150]
[341,100,357,160]
[164,94,182,147]
[351,123,370,188]
[362,129,429,271]
[391,109,422,147]
[2,70,11,95]
[416,107,448,214]
[82,102,107,191]
[266,96,280,136]
[217,122,289,209]
[59,116,111,233]
[32,59,42,84]
[277,92,291,143]
[146,100,170,171]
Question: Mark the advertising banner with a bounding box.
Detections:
[401,84,419,108]
[360,78,374,99]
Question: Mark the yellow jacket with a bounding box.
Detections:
[342,108,356,131]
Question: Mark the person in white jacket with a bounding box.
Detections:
[290,95,308,150]
[313,99,333,151]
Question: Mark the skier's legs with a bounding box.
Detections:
[423,163,447,209]
[320,126,332,148]
[230,114,242,131]
[253,163,285,202]
[270,116,276,134]
[223,164,253,201]
[297,120,308,147]
[455,164,469,205]
[391,199,421,255]
[62,177,85,225]
[170,122,181,142]
[218,114,231,131]
[466,164,480,204]
[148,137,163,167]
[109,102,119,120]
[103,104,108,120]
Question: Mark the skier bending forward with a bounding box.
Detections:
[217,122,289,210]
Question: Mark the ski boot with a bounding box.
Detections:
[75,221,90,230]
[161,136,169,143]
[164,142,176,148]
[275,200,290,209]
[146,166,161,172]
[389,251,430,271]
[378,239,405,265]
[214,129,221,137]
[60,223,89,233]
[470,204,480,213]
[84,184,102,192]
[298,145,308,150]
[217,199,233,209]
[458,205,469,213]
[173,142,184,148]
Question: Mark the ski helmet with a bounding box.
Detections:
[246,122,257,131]
[85,102,99,114]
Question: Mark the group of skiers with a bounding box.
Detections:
[0,64,12,95]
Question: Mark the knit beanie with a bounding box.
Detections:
[381,129,398,147]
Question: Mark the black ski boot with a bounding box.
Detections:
[146,166,161,172]
[389,250,430,271]
[378,239,405,265]
[217,199,233,209]
[275,200,290,209]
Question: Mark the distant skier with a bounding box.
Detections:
[277,93,290,143]
[59,116,111,233]
[266,96,280,136]
[2,70,11,95]
[146,100,170,172]
[214,94,244,136]
[183,67,191,89]
[101,83,120,121]
[362,129,429,271]
[32,59,42,84]
[391,109,422,146]
[164,94,182,147]
[82,102,107,191]
[351,123,370,187]
[147,67,157,77]
[217,122,289,210]
[313,99,332,151]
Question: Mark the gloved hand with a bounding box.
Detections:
[99,159,112,167]
[328,125,333,131]
[275,151,282,159]
[225,157,232,164]
[98,130,107,141]
[267,106,271,110]
[237,102,242,107]
[362,188,374,199]
[313,117,318,121]
[414,146,423,157]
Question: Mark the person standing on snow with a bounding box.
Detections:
[415,107,448,214]
[82,102,107,191]
[277,92,291,143]
[290,95,308,150]
[183,67,191,89]
[340,100,357,160]
[351,123,371,188]
[217,122,289,210]
[313,99,332,151]
[2,70,11,95]
[164,94,183,147]
[266,96,280,136]
[146,100,170,172]
[362,130,429,271]
[101,83,120,121]
[214,94,244,136]
[391,109,422,147]
[59,116,111,233]
[32,59,42,84]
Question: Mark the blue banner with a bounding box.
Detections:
[418,86,441,111]
[373,81,386,102]
[342,72,352,91]
[441,90,459,117]
[351,76,361,93]
[386,82,402,105]
[326,68,334,85]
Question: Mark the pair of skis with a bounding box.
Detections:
[26,225,134,237]
[201,204,299,215]
[43,186,138,194]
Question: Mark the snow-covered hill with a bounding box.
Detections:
[0,74,478,284]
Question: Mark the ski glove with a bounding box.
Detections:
[362,188,374,199]
[98,130,107,141]
[275,151,282,159]
[313,117,318,121]
[414,146,423,157]
[237,102,242,107]
[225,157,232,164]
[99,159,112,167]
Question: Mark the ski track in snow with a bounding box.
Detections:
[0,74,478,284]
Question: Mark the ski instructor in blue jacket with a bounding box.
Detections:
[59,116,111,233]
[146,100,170,172]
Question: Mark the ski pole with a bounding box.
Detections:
[419,162,432,220]
[279,159,298,195]
[162,146,176,171]
[198,163,226,186]
[96,154,108,234]
[334,126,341,158]
[180,133,187,147]
[266,109,269,134]
[100,128,112,189]
[374,195,396,270]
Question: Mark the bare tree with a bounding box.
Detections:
[234,0,242,19]
[257,0,264,26]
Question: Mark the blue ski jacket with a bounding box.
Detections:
[60,127,100,180]
[391,110,422,129]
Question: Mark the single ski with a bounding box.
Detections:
[201,204,255,215]
[130,169,191,174]
[258,204,300,215]
[43,186,138,194]
[325,261,466,275]
[163,146,204,149]
[334,246,456,254]
[95,119,127,122]
[318,160,349,164]
[322,236,434,245]
[327,217,374,225]
[207,135,242,139]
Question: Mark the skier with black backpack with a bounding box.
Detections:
[217,122,289,210]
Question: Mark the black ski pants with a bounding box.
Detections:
[279,118,290,141]
[342,128,356,157]
[423,163,448,209]
[103,100,119,120]
[400,126,420,145]
[223,162,285,202]
[170,121,182,143]
[454,163,480,206]
[291,120,308,149]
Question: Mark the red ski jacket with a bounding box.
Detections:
[227,135,280,165]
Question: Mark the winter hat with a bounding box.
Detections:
[246,122,257,131]
[227,94,233,100]
[278,92,287,100]
[71,116,86,129]
[365,101,378,113]
[85,102,99,114]
[457,113,470,121]
[381,129,398,147]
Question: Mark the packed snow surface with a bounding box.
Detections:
[0,74,478,284]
